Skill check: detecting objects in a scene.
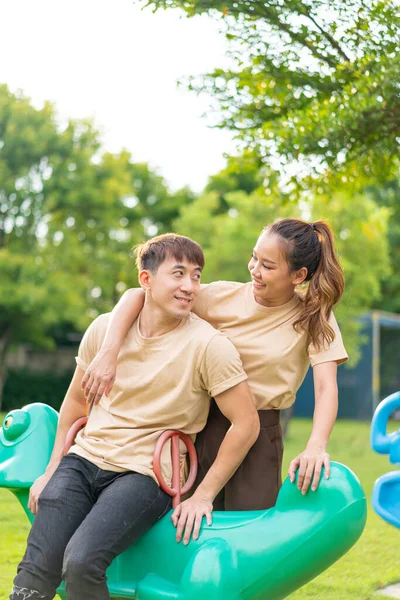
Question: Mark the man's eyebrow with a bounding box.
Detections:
[253,250,277,265]
[172,264,203,271]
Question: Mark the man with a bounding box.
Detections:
[11,233,259,600]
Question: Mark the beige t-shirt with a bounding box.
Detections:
[71,312,247,483]
[193,281,348,411]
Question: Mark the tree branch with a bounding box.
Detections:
[231,3,342,70]
[298,4,351,62]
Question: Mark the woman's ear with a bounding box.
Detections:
[291,266,308,286]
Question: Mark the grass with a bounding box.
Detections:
[0,417,399,599]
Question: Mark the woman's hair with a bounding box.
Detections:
[265,218,344,350]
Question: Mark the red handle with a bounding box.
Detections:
[153,430,198,508]
[63,416,88,456]
[63,420,198,509]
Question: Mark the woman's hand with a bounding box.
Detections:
[171,494,213,545]
[288,443,330,494]
[81,350,117,406]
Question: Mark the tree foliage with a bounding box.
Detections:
[145,0,398,353]
[311,188,390,362]
[145,0,400,186]
[367,179,400,313]
[0,84,192,407]
[175,161,390,363]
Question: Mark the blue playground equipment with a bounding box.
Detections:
[371,391,400,529]
[1,403,367,600]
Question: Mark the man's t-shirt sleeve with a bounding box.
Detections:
[199,333,248,398]
[75,316,104,372]
[308,312,348,367]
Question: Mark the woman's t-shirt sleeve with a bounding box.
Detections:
[308,312,348,367]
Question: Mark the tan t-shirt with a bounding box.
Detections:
[71,312,247,484]
[193,281,348,411]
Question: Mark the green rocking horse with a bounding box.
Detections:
[1,403,366,600]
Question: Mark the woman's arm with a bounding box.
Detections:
[190,283,209,317]
[288,361,338,494]
[81,288,145,403]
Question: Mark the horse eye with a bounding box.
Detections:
[2,411,31,441]
[4,416,13,429]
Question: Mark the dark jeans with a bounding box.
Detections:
[11,454,171,600]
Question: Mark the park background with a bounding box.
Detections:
[0,0,399,598]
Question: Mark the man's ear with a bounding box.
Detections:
[291,266,308,286]
[139,269,151,291]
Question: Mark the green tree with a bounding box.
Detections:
[0,85,100,406]
[0,85,194,408]
[300,162,400,315]
[145,0,400,186]
[366,178,400,314]
[175,167,390,363]
[51,150,195,316]
[146,0,398,344]
[311,189,390,362]
[205,152,265,209]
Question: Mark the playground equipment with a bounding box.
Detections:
[371,391,400,529]
[1,403,367,600]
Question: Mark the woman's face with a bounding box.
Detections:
[248,231,298,306]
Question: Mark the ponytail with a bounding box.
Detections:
[266,219,344,350]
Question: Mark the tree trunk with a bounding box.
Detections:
[0,328,11,413]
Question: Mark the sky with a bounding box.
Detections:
[0,0,236,191]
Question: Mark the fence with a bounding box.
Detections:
[295,311,400,419]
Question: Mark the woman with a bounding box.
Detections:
[81,218,347,511]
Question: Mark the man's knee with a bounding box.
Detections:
[62,544,104,585]
[62,551,86,583]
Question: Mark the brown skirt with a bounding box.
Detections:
[194,399,283,511]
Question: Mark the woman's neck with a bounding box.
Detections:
[253,290,296,308]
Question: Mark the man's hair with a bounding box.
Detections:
[135,233,205,273]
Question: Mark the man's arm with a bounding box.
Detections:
[28,366,88,514]
[81,288,145,403]
[173,381,260,544]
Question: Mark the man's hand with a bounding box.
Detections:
[288,443,330,495]
[81,350,117,406]
[28,472,53,515]
[171,494,213,545]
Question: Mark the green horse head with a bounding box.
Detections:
[0,403,58,521]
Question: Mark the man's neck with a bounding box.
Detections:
[139,302,184,338]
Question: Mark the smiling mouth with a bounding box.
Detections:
[174,296,192,304]
[252,279,266,288]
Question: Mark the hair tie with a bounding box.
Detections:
[309,222,316,231]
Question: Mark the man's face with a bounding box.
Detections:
[144,257,202,319]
